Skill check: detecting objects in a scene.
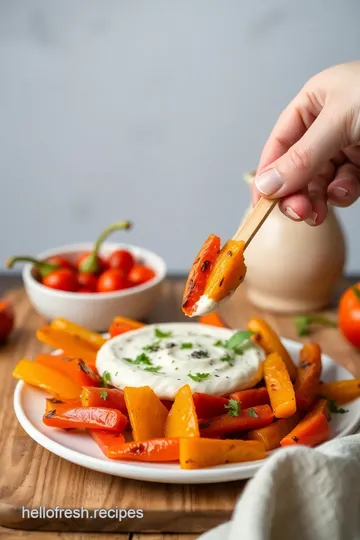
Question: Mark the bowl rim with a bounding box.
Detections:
[22,242,167,300]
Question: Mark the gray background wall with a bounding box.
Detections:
[1,0,359,274]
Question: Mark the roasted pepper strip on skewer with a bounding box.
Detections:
[13,359,81,400]
[180,438,266,469]
[264,353,296,419]
[248,317,297,381]
[43,406,127,431]
[36,354,100,387]
[50,318,106,349]
[294,343,322,410]
[108,438,180,462]
[36,326,98,370]
[182,234,221,316]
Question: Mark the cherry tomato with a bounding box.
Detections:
[45,256,75,271]
[338,283,360,348]
[128,264,156,286]
[78,288,94,293]
[42,269,79,292]
[76,253,108,274]
[97,269,129,293]
[77,272,98,292]
[108,249,135,274]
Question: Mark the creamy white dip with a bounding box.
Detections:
[96,323,264,399]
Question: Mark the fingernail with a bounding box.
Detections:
[255,169,284,196]
[305,211,318,226]
[284,206,302,221]
[329,186,349,199]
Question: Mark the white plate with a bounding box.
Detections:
[13,338,360,484]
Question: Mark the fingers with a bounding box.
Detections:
[328,163,360,207]
[254,107,346,199]
[278,189,313,221]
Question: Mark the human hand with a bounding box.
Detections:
[253,61,360,225]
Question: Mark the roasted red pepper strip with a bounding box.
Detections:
[81,387,128,415]
[281,399,330,447]
[199,404,274,438]
[43,407,127,431]
[182,234,221,316]
[193,392,229,418]
[89,429,126,456]
[228,387,270,409]
[294,343,322,410]
[107,438,180,462]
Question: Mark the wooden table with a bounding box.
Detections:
[1,275,359,540]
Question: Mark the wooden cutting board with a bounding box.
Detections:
[0,277,359,535]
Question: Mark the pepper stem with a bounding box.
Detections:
[79,220,132,274]
[6,256,59,278]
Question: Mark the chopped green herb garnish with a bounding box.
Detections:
[100,389,108,400]
[352,286,360,301]
[227,331,255,350]
[143,342,160,352]
[214,340,227,347]
[144,365,162,373]
[295,315,337,337]
[328,399,348,414]
[188,372,211,382]
[100,371,111,388]
[155,328,172,338]
[181,343,193,349]
[220,354,234,365]
[224,399,240,417]
[124,353,153,366]
[248,408,258,418]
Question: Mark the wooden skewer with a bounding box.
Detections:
[232,197,278,248]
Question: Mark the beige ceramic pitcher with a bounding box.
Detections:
[242,171,346,314]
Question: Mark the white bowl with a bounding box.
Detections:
[22,242,167,331]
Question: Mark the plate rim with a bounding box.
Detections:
[13,337,360,484]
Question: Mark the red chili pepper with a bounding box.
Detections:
[128,264,156,286]
[77,272,98,292]
[108,249,135,274]
[97,268,129,293]
[46,256,75,271]
[43,268,79,292]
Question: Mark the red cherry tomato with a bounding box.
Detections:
[76,253,108,274]
[46,256,75,271]
[338,283,360,348]
[42,269,79,292]
[128,264,156,286]
[108,249,135,274]
[97,269,129,293]
[77,272,98,292]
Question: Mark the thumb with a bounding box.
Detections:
[255,108,346,198]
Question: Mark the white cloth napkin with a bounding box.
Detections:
[198,434,360,540]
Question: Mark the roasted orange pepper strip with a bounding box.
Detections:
[13,359,81,400]
[36,326,98,370]
[107,438,180,462]
[203,239,247,306]
[228,387,270,409]
[199,404,274,438]
[108,316,145,338]
[319,379,360,405]
[248,412,303,451]
[124,386,169,441]
[81,387,128,415]
[248,317,297,381]
[43,406,127,431]
[199,312,227,328]
[45,397,81,414]
[180,438,265,469]
[50,318,106,349]
[264,352,296,418]
[89,430,126,456]
[36,354,100,388]
[165,384,200,438]
[281,399,330,447]
[182,234,221,316]
[294,343,322,410]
